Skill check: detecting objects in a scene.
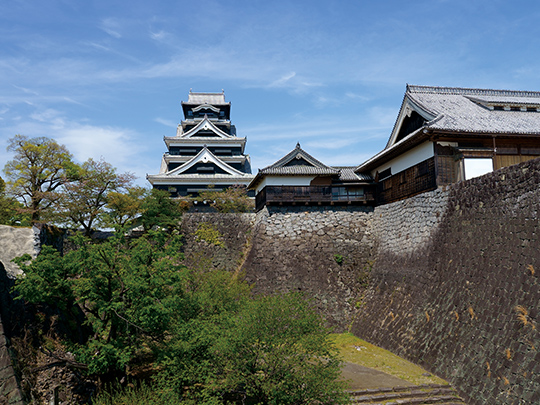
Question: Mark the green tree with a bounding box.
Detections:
[159,292,348,404]
[196,185,252,213]
[104,186,147,229]
[3,135,75,224]
[15,231,347,404]
[53,158,135,235]
[139,188,185,231]
[14,230,190,375]
[0,176,31,226]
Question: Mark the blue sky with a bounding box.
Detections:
[2,0,540,186]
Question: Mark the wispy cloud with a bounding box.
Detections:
[100,18,123,38]
[0,105,151,183]
[269,72,296,88]
[154,117,177,128]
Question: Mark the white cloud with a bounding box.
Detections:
[100,18,123,39]
[269,72,296,88]
[0,104,151,184]
[154,117,177,128]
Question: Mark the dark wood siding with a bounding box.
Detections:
[377,157,437,205]
[255,185,376,211]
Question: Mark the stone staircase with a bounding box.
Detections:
[348,383,467,405]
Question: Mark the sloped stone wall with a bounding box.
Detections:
[0,263,24,405]
[241,206,375,330]
[180,207,376,331]
[180,213,256,272]
[352,158,540,405]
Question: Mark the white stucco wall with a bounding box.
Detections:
[373,141,434,176]
[256,176,316,194]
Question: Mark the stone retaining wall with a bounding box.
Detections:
[180,213,256,272]
[0,263,23,405]
[353,158,540,404]
[241,206,375,330]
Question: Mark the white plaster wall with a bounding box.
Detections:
[374,141,434,176]
[256,176,315,193]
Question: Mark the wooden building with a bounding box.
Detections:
[147,91,254,196]
[249,143,375,211]
[356,85,540,204]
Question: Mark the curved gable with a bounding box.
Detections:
[182,116,232,139]
[192,104,221,113]
[166,147,247,177]
[386,96,437,149]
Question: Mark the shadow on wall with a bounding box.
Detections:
[0,260,25,405]
[351,158,540,405]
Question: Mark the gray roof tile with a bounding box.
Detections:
[332,166,373,182]
[260,143,339,175]
[187,92,228,105]
[408,85,540,135]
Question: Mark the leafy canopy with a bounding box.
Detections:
[15,228,347,404]
[0,176,31,226]
[196,185,252,213]
[51,158,135,235]
[3,135,75,223]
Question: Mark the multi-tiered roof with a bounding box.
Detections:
[147,91,253,196]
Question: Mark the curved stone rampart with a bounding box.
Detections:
[353,158,540,405]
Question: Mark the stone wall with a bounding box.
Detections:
[3,159,540,404]
[0,263,24,405]
[241,206,375,330]
[0,225,39,279]
[180,213,256,272]
[0,226,36,404]
[179,207,376,331]
[352,158,540,404]
[371,187,449,255]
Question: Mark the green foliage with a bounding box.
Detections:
[158,293,347,404]
[52,158,135,235]
[196,185,252,213]
[334,254,344,265]
[195,222,225,247]
[12,246,75,311]
[3,134,75,223]
[15,230,189,375]
[215,294,349,404]
[93,382,179,405]
[0,176,31,226]
[104,186,147,228]
[15,230,346,403]
[140,189,185,231]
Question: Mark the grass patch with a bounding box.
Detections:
[92,382,179,405]
[330,333,447,386]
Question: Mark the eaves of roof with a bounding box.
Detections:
[356,127,430,173]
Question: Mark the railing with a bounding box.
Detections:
[256,186,374,211]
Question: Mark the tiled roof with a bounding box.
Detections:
[332,166,373,182]
[259,166,339,176]
[187,91,228,105]
[407,85,540,135]
[148,173,253,180]
[259,143,339,176]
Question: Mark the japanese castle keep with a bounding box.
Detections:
[147,91,254,196]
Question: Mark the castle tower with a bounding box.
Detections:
[147,91,254,196]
